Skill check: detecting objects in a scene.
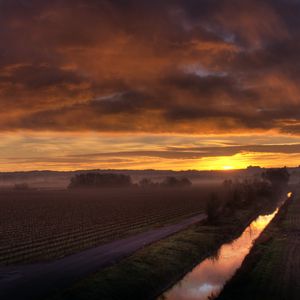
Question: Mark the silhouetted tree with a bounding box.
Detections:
[226,188,242,209]
[205,193,221,223]
[138,178,158,188]
[68,173,132,189]
[223,179,233,190]
[160,177,192,188]
[262,167,290,190]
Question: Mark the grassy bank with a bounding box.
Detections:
[49,198,276,300]
[217,191,300,300]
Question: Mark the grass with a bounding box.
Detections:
[217,191,300,300]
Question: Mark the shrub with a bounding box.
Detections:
[262,167,290,189]
[160,177,192,188]
[205,193,221,223]
[138,178,158,188]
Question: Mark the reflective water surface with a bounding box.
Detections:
[160,208,280,300]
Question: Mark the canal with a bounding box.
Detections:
[159,194,291,300]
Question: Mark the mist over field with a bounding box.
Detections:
[1,167,300,190]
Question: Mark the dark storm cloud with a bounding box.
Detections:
[1,0,300,134]
[0,65,86,89]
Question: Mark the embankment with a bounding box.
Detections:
[217,192,300,300]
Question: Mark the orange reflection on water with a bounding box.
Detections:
[161,210,278,300]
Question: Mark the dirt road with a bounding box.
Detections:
[0,214,205,300]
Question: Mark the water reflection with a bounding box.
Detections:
[160,209,279,300]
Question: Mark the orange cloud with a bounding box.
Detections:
[1,1,300,170]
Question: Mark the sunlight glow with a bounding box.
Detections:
[223,166,234,170]
[196,153,252,171]
[1,132,300,171]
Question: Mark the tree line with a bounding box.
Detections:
[205,168,290,223]
[68,173,192,189]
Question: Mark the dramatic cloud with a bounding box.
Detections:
[1,0,300,135]
[1,0,300,170]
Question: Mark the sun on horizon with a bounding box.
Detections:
[223,165,234,170]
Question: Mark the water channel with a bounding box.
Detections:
[160,194,291,300]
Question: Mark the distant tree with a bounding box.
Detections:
[247,166,262,171]
[223,179,233,190]
[262,167,290,189]
[205,193,221,223]
[160,176,192,188]
[178,177,192,187]
[68,173,132,189]
[138,178,157,188]
[160,176,177,187]
[227,188,242,208]
[244,183,255,206]
[255,180,272,197]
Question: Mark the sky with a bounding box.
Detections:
[1,0,300,171]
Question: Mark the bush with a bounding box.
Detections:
[138,178,158,188]
[68,173,133,189]
[205,193,221,223]
[160,177,192,188]
[262,167,290,189]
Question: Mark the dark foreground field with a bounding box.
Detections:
[0,186,212,265]
[0,214,205,300]
[217,190,300,300]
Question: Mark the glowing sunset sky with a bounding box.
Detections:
[1,0,300,171]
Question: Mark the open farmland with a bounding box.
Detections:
[0,186,212,265]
